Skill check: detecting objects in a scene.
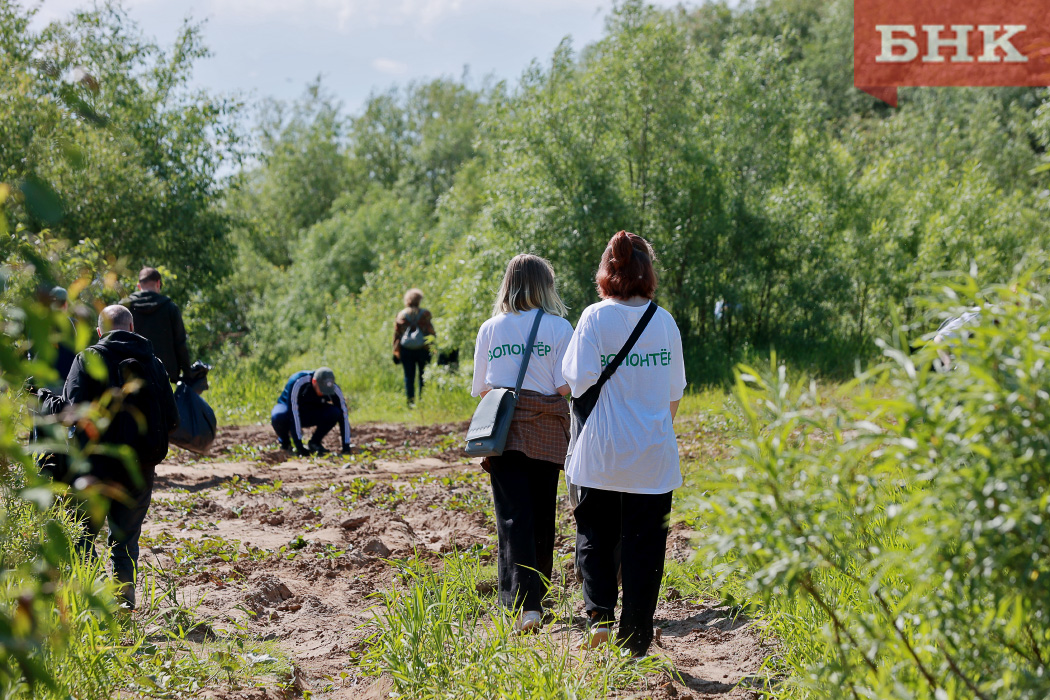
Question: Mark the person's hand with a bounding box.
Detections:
[292,439,308,456]
[392,354,401,365]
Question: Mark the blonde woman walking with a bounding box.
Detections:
[471,254,573,632]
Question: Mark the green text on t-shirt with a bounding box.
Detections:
[488,342,554,362]
[600,349,672,368]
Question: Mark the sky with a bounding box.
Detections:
[31,0,688,114]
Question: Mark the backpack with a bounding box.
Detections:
[400,310,428,350]
[94,348,170,471]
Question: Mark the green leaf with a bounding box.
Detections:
[19,177,64,225]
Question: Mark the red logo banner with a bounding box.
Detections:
[854,0,1050,106]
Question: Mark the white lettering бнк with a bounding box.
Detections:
[876,25,919,62]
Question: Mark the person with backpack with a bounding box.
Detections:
[270,367,352,455]
[471,254,573,633]
[28,286,77,445]
[46,286,77,389]
[562,231,686,657]
[62,305,178,609]
[932,308,981,372]
[392,288,436,404]
[121,267,192,384]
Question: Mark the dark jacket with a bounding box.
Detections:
[54,317,77,389]
[392,307,436,359]
[121,290,191,382]
[63,330,178,490]
[29,317,76,392]
[275,370,351,450]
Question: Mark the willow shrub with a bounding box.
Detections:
[699,266,1050,699]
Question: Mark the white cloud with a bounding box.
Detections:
[28,0,162,26]
[371,57,409,75]
[209,0,468,31]
[30,0,673,35]
[204,0,627,33]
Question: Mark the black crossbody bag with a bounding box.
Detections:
[566,302,657,458]
[464,309,544,458]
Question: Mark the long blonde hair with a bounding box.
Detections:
[492,254,568,317]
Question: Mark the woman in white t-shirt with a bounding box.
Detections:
[471,254,573,633]
[562,230,687,657]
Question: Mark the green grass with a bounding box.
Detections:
[203,376,849,698]
[140,530,271,581]
[209,360,477,426]
[664,379,865,693]
[210,365,737,429]
[361,550,671,700]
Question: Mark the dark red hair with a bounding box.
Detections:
[595,230,657,300]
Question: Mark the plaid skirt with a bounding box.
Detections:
[483,390,570,469]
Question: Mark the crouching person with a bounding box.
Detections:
[63,305,178,609]
[271,367,352,455]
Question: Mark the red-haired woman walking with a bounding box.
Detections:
[562,231,687,657]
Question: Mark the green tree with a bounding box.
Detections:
[1,3,242,302]
[230,80,351,268]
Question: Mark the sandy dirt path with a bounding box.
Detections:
[142,423,770,699]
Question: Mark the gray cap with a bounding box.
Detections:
[50,286,68,303]
[313,367,337,395]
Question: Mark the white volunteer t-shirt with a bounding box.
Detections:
[471,308,574,397]
[562,299,687,494]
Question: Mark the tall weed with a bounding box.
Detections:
[363,551,668,699]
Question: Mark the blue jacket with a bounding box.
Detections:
[276,370,351,446]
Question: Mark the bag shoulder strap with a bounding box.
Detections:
[593,302,657,392]
[406,308,423,331]
[513,309,545,394]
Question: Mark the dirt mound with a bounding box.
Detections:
[244,574,295,615]
[201,690,288,700]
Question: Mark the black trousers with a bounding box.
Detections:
[488,450,561,612]
[401,347,429,402]
[75,475,154,608]
[271,401,345,448]
[574,486,673,655]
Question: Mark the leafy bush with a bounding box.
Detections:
[699,266,1050,698]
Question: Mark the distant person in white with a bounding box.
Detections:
[933,308,981,372]
[562,230,687,657]
[471,254,573,634]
